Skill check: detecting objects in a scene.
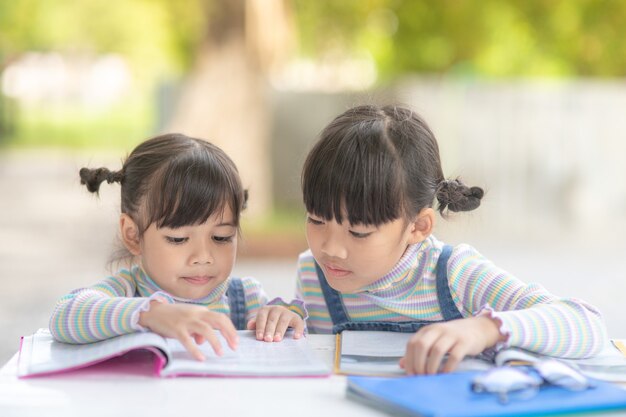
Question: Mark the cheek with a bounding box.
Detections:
[305,225,320,247]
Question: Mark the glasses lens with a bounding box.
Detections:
[472,367,542,403]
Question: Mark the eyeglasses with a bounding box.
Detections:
[471,359,594,404]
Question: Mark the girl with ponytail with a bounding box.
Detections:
[50,134,305,361]
[296,104,606,374]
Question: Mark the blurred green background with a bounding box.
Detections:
[3,0,626,145]
[2,0,626,245]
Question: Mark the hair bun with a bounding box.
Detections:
[79,167,122,194]
[436,179,484,214]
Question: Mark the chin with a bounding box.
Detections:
[328,280,359,294]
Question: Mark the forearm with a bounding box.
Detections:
[486,300,608,358]
[49,290,171,343]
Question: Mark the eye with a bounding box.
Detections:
[165,236,188,244]
[307,216,324,226]
[349,230,372,239]
[213,235,235,244]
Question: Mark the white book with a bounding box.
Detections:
[18,329,330,378]
[335,330,626,381]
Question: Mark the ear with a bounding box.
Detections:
[406,208,435,245]
[120,214,142,256]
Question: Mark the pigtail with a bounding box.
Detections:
[436,178,484,215]
[79,167,124,194]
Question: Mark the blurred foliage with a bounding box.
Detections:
[2,0,626,149]
[0,0,206,148]
[7,101,149,149]
[3,0,625,83]
[0,0,205,78]
[294,0,626,79]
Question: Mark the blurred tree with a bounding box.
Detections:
[166,0,293,216]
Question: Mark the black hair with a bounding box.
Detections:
[302,105,483,225]
[79,133,247,236]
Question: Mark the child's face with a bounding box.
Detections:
[135,209,238,299]
[305,211,430,293]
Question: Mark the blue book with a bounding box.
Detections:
[347,371,626,417]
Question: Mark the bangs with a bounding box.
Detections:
[303,121,405,226]
[145,150,243,229]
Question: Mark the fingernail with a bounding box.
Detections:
[257,332,263,340]
[274,333,282,342]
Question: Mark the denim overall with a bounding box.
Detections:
[227,278,247,330]
[315,244,463,334]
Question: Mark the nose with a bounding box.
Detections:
[190,240,214,265]
[320,229,348,260]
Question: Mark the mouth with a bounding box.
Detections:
[323,263,352,278]
[181,275,214,285]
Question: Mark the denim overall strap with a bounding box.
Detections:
[315,244,462,334]
[315,262,351,326]
[436,244,463,321]
[227,278,247,330]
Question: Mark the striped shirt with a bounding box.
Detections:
[50,265,304,344]
[297,235,607,358]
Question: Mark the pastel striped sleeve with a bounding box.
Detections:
[240,276,269,323]
[49,269,174,344]
[446,244,608,358]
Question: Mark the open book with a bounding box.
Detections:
[335,330,626,381]
[18,329,330,378]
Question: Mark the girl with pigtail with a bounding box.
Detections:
[50,133,305,361]
[295,104,607,375]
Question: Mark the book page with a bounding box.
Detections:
[18,329,168,377]
[337,331,413,376]
[162,331,329,377]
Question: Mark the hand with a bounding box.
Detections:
[399,316,504,375]
[139,301,238,361]
[247,305,305,342]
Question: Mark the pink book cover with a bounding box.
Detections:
[17,330,167,378]
[17,329,330,379]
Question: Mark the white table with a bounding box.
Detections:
[0,335,383,417]
[3,335,626,417]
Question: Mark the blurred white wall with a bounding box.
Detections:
[271,78,626,242]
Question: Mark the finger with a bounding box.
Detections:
[178,333,206,361]
[406,327,440,375]
[425,336,455,375]
[263,308,282,342]
[398,357,406,369]
[291,316,305,339]
[441,342,468,373]
[253,309,269,340]
[207,313,239,350]
[272,313,294,342]
[195,323,224,356]
[246,319,257,330]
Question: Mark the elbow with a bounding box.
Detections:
[570,310,609,359]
